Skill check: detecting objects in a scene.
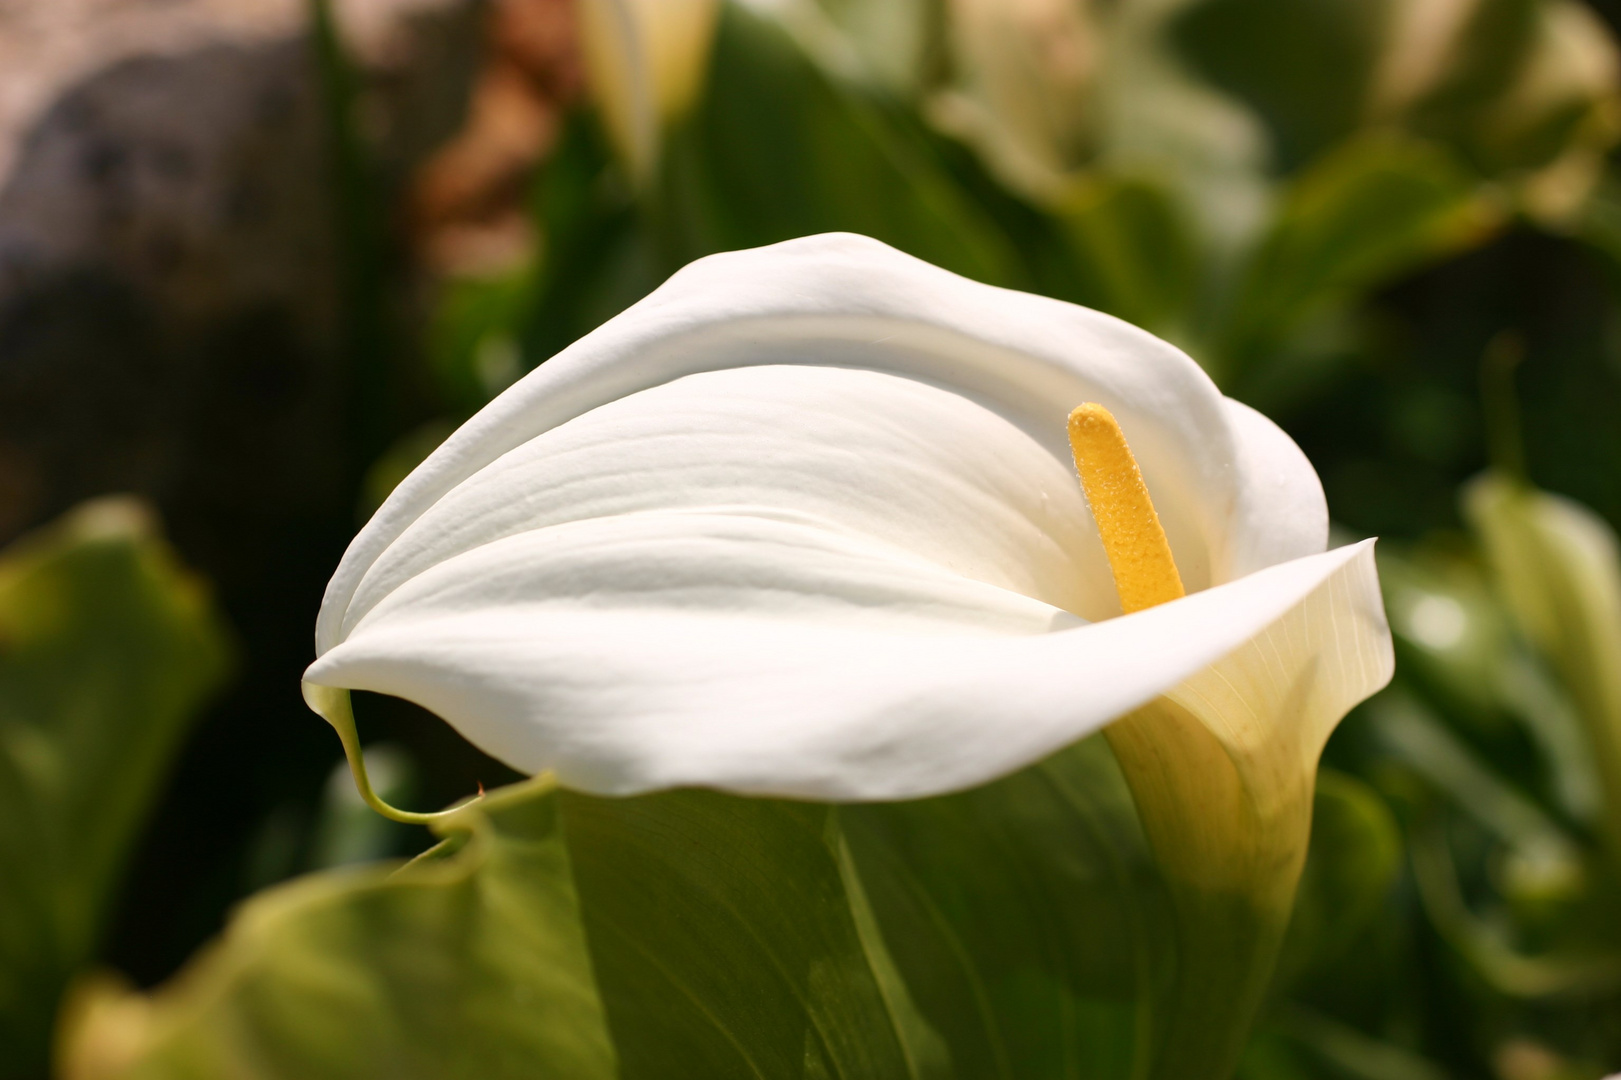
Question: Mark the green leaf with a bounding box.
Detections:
[1244,1006,1450,1080]
[1397,0,1540,164]
[1272,771,1402,993]
[841,734,1170,1080]
[1369,689,1577,859]
[1465,473,1621,863]
[1377,543,1601,826]
[59,778,619,1080]
[1219,135,1490,390]
[0,498,231,1080]
[559,788,925,1079]
[1170,0,1385,170]
[67,780,938,1080]
[1057,175,1199,341]
[662,2,1021,286]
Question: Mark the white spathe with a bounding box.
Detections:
[305,233,1392,801]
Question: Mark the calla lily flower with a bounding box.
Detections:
[305,232,1388,806]
[306,232,1391,1078]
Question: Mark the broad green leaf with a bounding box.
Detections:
[841,734,1170,1080]
[59,778,618,1080]
[63,781,946,1080]
[0,499,231,1080]
[559,788,925,1079]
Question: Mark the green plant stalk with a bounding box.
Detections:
[308,0,396,473]
[302,683,482,825]
[1107,703,1312,1080]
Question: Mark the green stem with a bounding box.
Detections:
[1148,886,1291,1080]
[308,0,396,473]
[303,683,481,825]
[1105,705,1310,1080]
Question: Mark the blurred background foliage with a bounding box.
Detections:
[4,0,1621,1076]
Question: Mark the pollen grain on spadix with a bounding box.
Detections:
[1067,403,1186,614]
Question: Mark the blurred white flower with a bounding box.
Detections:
[577,0,721,184]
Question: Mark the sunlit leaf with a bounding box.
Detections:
[65,778,945,1080]
[59,779,618,1080]
[0,499,231,1080]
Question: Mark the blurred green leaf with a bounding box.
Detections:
[1397,0,1540,164]
[357,422,453,522]
[70,778,944,1079]
[841,734,1169,1080]
[663,2,1020,285]
[1465,473,1621,863]
[1407,810,1621,999]
[524,110,652,366]
[561,788,928,1079]
[1243,1006,1450,1080]
[1378,543,1601,825]
[60,778,618,1080]
[1272,771,1403,993]
[0,499,231,1080]
[1220,135,1491,391]
[1171,0,1385,170]
[1058,174,1199,341]
[1405,0,1618,187]
[1379,545,1520,725]
[1369,689,1577,859]
[308,744,419,871]
[425,270,539,415]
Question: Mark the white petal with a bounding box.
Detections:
[317,234,1296,655]
[337,365,1118,644]
[1221,399,1329,577]
[307,539,1381,801]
